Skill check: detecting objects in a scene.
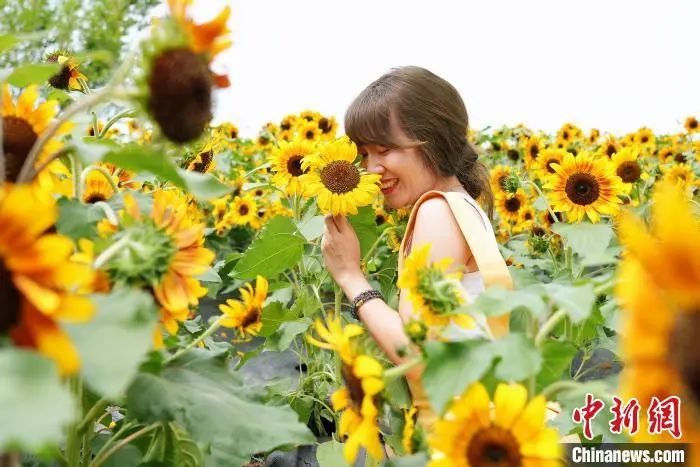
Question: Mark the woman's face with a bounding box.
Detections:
[359,138,441,209]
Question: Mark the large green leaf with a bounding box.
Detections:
[7,63,60,87]
[348,205,378,257]
[0,349,75,450]
[233,216,305,279]
[176,169,230,200]
[259,302,295,338]
[297,215,326,241]
[544,282,596,323]
[140,423,203,467]
[489,332,542,381]
[104,144,185,187]
[316,440,345,467]
[0,34,19,53]
[551,222,613,258]
[265,318,312,352]
[465,284,547,318]
[126,350,314,466]
[422,340,494,414]
[66,288,158,398]
[536,341,578,392]
[55,197,106,241]
[386,454,430,467]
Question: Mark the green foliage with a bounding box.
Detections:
[126,350,314,466]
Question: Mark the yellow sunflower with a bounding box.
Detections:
[534,148,568,178]
[684,116,699,134]
[634,127,656,149]
[610,146,644,185]
[219,275,268,338]
[317,116,338,139]
[490,165,512,194]
[269,138,316,196]
[556,122,583,144]
[187,143,216,174]
[306,314,364,364]
[82,170,118,204]
[495,188,528,224]
[616,181,700,445]
[2,84,70,184]
[661,163,696,191]
[46,52,87,91]
[300,137,381,216]
[402,406,419,454]
[598,136,620,159]
[331,355,385,463]
[230,195,257,226]
[299,121,320,141]
[1,184,95,375]
[428,382,562,467]
[397,243,474,330]
[543,151,626,223]
[299,110,321,122]
[522,135,543,169]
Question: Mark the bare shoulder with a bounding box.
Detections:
[411,196,470,264]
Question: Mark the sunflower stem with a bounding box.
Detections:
[166,316,225,364]
[523,180,559,225]
[79,165,119,201]
[89,423,160,467]
[383,358,422,381]
[27,145,73,181]
[93,235,131,269]
[535,308,568,348]
[541,380,581,400]
[69,154,83,200]
[64,377,84,467]
[93,201,119,226]
[77,398,109,434]
[99,108,135,139]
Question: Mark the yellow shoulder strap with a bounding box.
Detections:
[399,190,512,338]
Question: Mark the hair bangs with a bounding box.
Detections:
[344,84,405,148]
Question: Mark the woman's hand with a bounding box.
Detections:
[321,215,363,288]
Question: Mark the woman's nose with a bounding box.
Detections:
[364,154,385,175]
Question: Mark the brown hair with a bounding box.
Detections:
[345,66,494,217]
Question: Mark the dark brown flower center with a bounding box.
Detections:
[565,173,600,205]
[0,259,21,334]
[3,116,38,182]
[286,155,307,177]
[84,192,108,204]
[689,119,698,130]
[523,211,533,221]
[529,144,539,159]
[320,161,360,194]
[318,117,331,133]
[467,426,522,467]
[148,48,213,144]
[562,130,570,140]
[280,120,291,131]
[492,142,501,152]
[341,364,364,408]
[48,65,72,90]
[606,144,616,158]
[504,197,521,213]
[675,153,687,163]
[532,225,546,237]
[375,214,386,225]
[641,135,649,143]
[507,149,520,161]
[191,150,214,173]
[240,306,261,328]
[238,203,250,216]
[545,159,559,173]
[616,161,641,183]
[230,128,238,139]
[304,130,315,140]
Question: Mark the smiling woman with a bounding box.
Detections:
[319,66,513,430]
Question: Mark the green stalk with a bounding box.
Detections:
[79,165,120,201]
[93,235,131,269]
[64,377,84,467]
[534,308,568,347]
[166,316,225,363]
[89,423,160,467]
[98,108,135,138]
[382,358,422,381]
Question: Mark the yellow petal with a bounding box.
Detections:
[494,383,528,428]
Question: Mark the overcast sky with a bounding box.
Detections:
[178,0,699,137]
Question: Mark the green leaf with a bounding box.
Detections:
[55,197,106,241]
[265,318,312,352]
[126,350,314,466]
[66,288,159,398]
[177,169,230,200]
[0,34,19,53]
[348,205,378,257]
[233,216,305,279]
[422,340,494,414]
[465,285,547,318]
[46,88,72,103]
[259,302,295,338]
[316,440,346,467]
[551,222,613,258]
[544,282,596,323]
[490,333,542,381]
[7,63,60,87]
[297,215,325,241]
[141,423,203,467]
[195,267,221,283]
[74,137,120,165]
[0,349,74,450]
[104,144,185,187]
[386,454,430,467]
[536,341,578,392]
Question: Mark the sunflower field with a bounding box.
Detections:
[1,1,699,467]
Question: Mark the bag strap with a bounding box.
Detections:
[399,190,512,337]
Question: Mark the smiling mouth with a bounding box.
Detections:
[380,179,398,190]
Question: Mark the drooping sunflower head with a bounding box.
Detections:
[428,382,562,467]
[300,137,381,216]
[45,50,87,91]
[490,165,512,194]
[269,138,317,196]
[219,275,268,338]
[543,151,626,223]
[82,170,118,204]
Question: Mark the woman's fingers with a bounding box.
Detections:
[324,214,340,233]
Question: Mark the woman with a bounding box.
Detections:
[320,66,513,427]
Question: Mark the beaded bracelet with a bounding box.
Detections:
[351,289,383,319]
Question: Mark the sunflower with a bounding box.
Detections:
[331,355,385,463]
[374,206,388,226]
[616,181,700,443]
[299,110,321,122]
[299,121,320,141]
[279,115,297,131]
[82,170,118,204]
[306,314,364,364]
[634,127,656,148]
[598,136,620,159]
[187,142,216,173]
[219,275,268,338]
[556,122,583,144]
[300,137,381,216]
[661,163,696,191]
[103,192,214,346]
[587,128,600,144]
[269,138,316,196]
[522,136,543,169]
[230,195,257,226]
[684,116,699,134]
[46,52,87,91]
[2,84,69,183]
[610,146,644,185]
[543,151,626,223]
[0,184,95,375]
[402,406,419,454]
[386,207,410,252]
[515,206,537,234]
[490,165,512,194]
[534,147,568,177]
[397,243,475,330]
[317,116,338,138]
[428,382,562,467]
[495,188,528,224]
